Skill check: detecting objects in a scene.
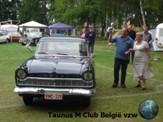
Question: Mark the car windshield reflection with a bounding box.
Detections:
[36,41,88,57]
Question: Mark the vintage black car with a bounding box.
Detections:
[14,36,96,106]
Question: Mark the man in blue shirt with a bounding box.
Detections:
[108,27,133,88]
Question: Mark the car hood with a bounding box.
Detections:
[27,57,87,75]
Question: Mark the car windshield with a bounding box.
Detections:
[36,40,88,56]
[0,31,8,36]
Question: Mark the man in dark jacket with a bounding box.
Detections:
[87,26,96,54]
[128,25,136,63]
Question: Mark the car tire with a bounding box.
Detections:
[82,96,91,107]
[23,95,33,105]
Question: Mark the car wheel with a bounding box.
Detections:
[82,96,91,107]
[23,95,33,105]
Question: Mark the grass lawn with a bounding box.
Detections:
[0,40,162,122]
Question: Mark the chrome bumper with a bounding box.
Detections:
[14,86,96,96]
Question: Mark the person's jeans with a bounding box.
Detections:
[89,42,94,53]
[113,58,129,85]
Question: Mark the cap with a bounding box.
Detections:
[89,26,94,28]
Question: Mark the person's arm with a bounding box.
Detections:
[125,40,134,54]
[108,28,114,43]
[146,48,151,64]
[85,32,89,39]
[89,31,96,38]
[144,42,151,64]
[149,33,153,44]
[124,48,134,54]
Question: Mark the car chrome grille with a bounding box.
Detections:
[17,77,93,88]
[30,73,81,78]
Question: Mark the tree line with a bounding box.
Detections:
[0,0,163,36]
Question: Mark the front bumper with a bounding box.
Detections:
[14,86,96,96]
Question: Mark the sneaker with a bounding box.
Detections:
[141,87,146,90]
[112,84,118,88]
[121,84,126,88]
[135,84,141,88]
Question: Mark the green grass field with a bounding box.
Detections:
[0,40,162,122]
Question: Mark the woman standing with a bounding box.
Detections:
[80,27,87,38]
[126,32,153,90]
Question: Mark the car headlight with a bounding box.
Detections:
[16,68,27,79]
[82,71,93,82]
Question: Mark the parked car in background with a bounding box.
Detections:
[14,36,96,106]
[7,31,21,42]
[0,31,8,43]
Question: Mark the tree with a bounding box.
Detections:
[2,0,163,35]
[140,0,146,26]
[143,0,163,27]
[17,0,52,24]
[0,0,20,21]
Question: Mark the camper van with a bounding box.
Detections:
[24,28,42,38]
[22,28,42,45]
[153,23,163,51]
[0,24,18,32]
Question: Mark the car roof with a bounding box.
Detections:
[39,36,86,42]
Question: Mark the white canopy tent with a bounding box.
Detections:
[18,21,48,38]
[18,21,47,28]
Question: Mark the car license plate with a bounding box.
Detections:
[44,92,63,100]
